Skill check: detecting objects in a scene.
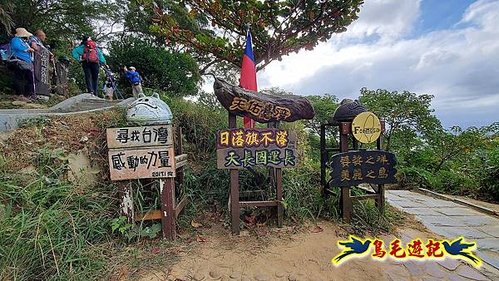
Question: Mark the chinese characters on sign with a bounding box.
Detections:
[107,125,173,149]
[108,147,175,180]
[329,150,397,186]
[107,125,175,181]
[229,97,292,122]
[332,236,481,268]
[216,129,297,169]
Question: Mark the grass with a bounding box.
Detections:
[0,95,406,279]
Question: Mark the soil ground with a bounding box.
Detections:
[132,216,486,281]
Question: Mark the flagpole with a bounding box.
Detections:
[241,23,257,128]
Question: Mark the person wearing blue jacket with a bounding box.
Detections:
[9,28,36,101]
[71,36,106,96]
[124,66,143,98]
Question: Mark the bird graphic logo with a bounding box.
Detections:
[332,235,372,265]
[442,237,482,266]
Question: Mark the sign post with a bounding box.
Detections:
[107,94,188,240]
[320,101,396,222]
[213,77,314,235]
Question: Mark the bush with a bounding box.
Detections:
[107,37,200,98]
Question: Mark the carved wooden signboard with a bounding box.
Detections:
[330,150,397,186]
[216,128,297,169]
[34,46,51,96]
[107,125,175,181]
[214,78,314,123]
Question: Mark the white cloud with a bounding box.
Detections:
[259,0,499,128]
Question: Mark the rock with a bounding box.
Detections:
[209,270,222,280]
[288,275,297,281]
[193,273,205,281]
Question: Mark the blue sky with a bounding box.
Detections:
[259,0,499,129]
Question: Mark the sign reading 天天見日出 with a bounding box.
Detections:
[216,128,297,169]
[351,112,382,144]
[107,125,175,181]
[330,150,397,186]
[213,78,315,123]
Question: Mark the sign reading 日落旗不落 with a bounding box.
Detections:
[107,125,175,181]
[330,150,397,186]
[216,128,297,169]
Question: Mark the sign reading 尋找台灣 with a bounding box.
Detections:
[107,125,175,181]
[107,125,173,149]
[330,150,397,186]
[216,128,297,169]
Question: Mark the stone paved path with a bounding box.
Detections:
[387,190,499,280]
[0,94,131,132]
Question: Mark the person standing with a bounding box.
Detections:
[71,36,106,96]
[124,66,144,98]
[9,27,36,101]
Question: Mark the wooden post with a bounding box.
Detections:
[120,183,134,222]
[228,113,240,235]
[160,178,176,240]
[320,124,327,196]
[340,122,352,222]
[276,167,283,227]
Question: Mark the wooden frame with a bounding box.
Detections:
[119,126,189,240]
[228,114,283,235]
[320,121,386,222]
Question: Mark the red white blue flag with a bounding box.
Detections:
[240,30,257,128]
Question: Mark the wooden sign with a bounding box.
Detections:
[108,147,176,181]
[216,128,297,169]
[214,78,315,123]
[107,125,173,149]
[34,46,51,96]
[330,150,397,186]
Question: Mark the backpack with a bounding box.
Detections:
[82,40,99,63]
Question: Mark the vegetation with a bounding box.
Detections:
[107,36,201,97]
[150,0,364,73]
[0,1,497,279]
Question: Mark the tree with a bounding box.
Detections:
[0,3,14,36]
[304,94,339,137]
[359,88,441,152]
[1,0,125,48]
[150,0,364,73]
[107,36,200,97]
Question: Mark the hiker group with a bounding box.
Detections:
[2,27,144,102]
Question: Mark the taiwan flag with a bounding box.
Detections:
[240,30,257,128]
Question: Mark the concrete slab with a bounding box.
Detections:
[434,208,483,217]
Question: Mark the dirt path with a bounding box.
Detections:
[137,220,489,281]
